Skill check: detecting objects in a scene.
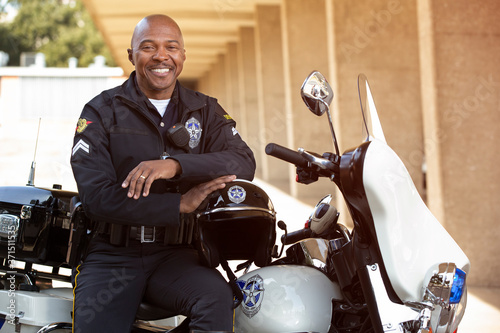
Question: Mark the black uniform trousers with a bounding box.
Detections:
[72,235,234,332]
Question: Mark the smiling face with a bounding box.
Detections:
[127,15,186,100]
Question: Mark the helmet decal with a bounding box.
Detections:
[185,117,202,148]
[237,274,264,318]
[228,185,246,204]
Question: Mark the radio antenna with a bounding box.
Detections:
[27,118,41,186]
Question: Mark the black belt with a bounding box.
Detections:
[129,225,165,243]
[97,223,166,245]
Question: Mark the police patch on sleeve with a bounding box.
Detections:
[76,118,92,133]
[185,117,202,148]
[72,139,90,156]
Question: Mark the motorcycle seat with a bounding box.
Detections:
[135,301,177,321]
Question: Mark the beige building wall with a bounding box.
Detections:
[236,27,262,178]
[194,0,499,287]
[225,43,240,122]
[254,5,288,189]
[333,0,424,193]
[280,0,333,203]
[418,0,500,286]
[328,0,424,228]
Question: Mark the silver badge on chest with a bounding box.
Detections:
[185,117,202,148]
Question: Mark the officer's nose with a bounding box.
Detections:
[153,48,169,61]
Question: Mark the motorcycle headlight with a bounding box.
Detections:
[424,263,468,333]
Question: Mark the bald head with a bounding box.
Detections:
[131,14,184,49]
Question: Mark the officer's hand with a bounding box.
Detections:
[122,159,182,199]
[180,175,236,213]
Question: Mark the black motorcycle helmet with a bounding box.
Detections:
[196,179,276,268]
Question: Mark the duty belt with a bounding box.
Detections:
[96,219,193,246]
[97,222,165,245]
[130,225,160,243]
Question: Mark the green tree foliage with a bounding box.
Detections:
[0,0,115,67]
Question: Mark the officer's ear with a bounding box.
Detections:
[127,48,135,66]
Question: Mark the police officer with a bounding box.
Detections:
[70,14,255,332]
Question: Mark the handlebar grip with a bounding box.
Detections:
[265,143,308,168]
[281,228,313,245]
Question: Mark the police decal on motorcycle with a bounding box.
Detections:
[237,274,265,319]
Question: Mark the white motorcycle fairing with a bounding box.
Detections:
[234,265,342,333]
[362,138,470,302]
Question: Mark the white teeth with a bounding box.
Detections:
[152,68,170,73]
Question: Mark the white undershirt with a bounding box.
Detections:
[149,98,171,117]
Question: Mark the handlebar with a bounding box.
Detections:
[266,143,339,175]
[265,143,309,168]
[281,228,313,245]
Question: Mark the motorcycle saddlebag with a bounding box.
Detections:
[0,186,76,267]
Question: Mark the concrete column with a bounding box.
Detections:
[203,62,221,102]
[281,0,332,204]
[215,54,228,110]
[200,69,212,97]
[418,0,500,287]
[327,0,422,228]
[197,72,209,95]
[225,42,242,125]
[254,4,288,189]
[333,0,424,193]
[237,27,262,178]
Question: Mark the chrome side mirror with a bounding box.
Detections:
[300,71,334,116]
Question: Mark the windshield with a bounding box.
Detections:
[357,74,386,143]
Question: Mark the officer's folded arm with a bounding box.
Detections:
[120,157,236,214]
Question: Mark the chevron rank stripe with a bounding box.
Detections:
[72,139,90,156]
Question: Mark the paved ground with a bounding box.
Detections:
[460,287,500,332]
